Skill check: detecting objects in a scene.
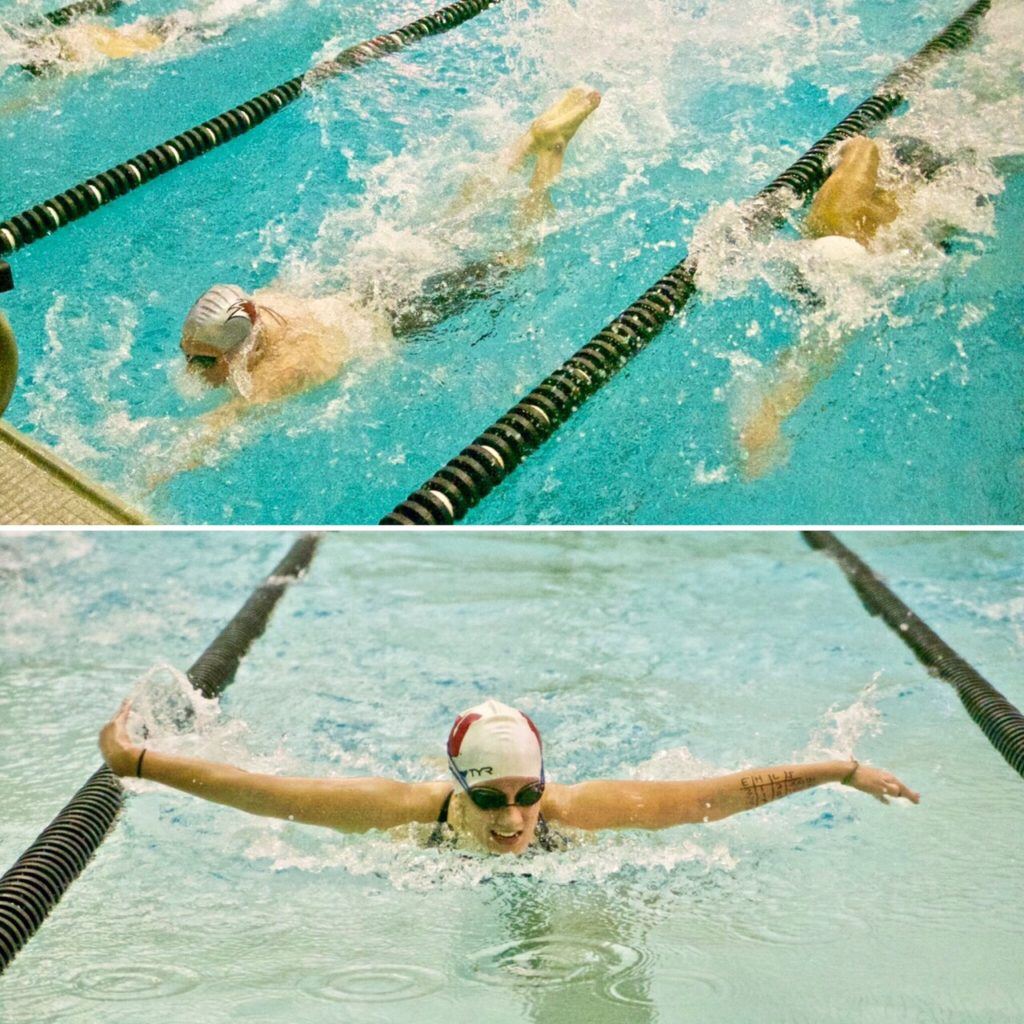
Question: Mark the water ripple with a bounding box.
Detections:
[606,966,729,1006]
[67,963,200,1001]
[462,935,645,988]
[297,964,444,1003]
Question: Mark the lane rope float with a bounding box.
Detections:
[187,532,320,697]
[0,533,321,975]
[0,0,502,291]
[17,0,124,32]
[803,530,1024,780]
[380,0,992,526]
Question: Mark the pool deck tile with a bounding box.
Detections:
[0,420,149,525]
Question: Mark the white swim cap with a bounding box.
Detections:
[182,284,256,353]
[808,234,868,265]
[447,699,544,785]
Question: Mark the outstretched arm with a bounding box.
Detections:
[544,760,919,831]
[147,398,257,490]
[99,701,444,832]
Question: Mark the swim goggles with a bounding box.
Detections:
[465,781,545,811]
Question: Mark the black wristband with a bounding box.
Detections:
[841,759,859,785]
[135,748,147,779]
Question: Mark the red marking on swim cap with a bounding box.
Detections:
[226,299,259,327]
[447,713,481,758]
[521,711,543,752]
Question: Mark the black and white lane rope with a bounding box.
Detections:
[0,0,502,291]
[381,0,992,525]
[0,533,321,975]
[25,0,123,31]
[803,531,1024,781]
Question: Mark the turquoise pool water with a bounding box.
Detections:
[0,0,1022,524]
[1,530,1022,1021]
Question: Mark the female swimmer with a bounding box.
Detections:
[99,697,919,857]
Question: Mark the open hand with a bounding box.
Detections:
[98,699,142,777]
[848,763,920,805]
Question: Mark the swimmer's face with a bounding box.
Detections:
[459,776,544,856]
[180,336,230,386]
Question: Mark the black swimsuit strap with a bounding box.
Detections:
[436,789,454,824]
[429,791,568,851]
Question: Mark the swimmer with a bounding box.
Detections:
[180,86,602,400]
[161,86,602,481]
[804,135,901,246]
[17,17,174,76]
[1,13,197,121]
[98,697,919,857]
[737,134,950,478]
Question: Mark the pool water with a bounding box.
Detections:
[0,0,1022,524]
[1,530,1022,1021]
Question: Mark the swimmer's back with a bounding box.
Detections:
[241,289,393,403]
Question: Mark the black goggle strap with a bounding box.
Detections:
[447,754,471,795]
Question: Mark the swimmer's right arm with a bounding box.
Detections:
[147,400,253,490]
[98,701,444,832]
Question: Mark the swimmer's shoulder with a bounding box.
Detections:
[538,782,576,824]
[402,779,452,820]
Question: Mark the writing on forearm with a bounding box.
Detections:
[739,770,811,808]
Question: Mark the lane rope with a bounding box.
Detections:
[381,0,992,525]
[21,0,124,31]
[0,533,321,974]
[803,530,1024,780]
[0,0,503,290]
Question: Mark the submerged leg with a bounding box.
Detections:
[806,136,900,246]
[393,86,601,337]
[737,324,850,480]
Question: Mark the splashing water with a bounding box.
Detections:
[688,2,1022,468]
[806,672,885,760]
[3,0,1020,521]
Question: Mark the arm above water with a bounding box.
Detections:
[805,136,900,245]
[98,700,445,832]
[544,761,919,831]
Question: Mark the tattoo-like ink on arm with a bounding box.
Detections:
[740,770,811,808]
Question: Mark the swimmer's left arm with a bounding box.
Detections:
[545,761,919,831]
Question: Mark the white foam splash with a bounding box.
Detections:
[805,672,885,760]
[122,662,294,786]
[241,821,737,891]
[693,460,730,485]
[278,0,868,314]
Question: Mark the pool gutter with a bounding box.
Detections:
[0,414,150,525]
